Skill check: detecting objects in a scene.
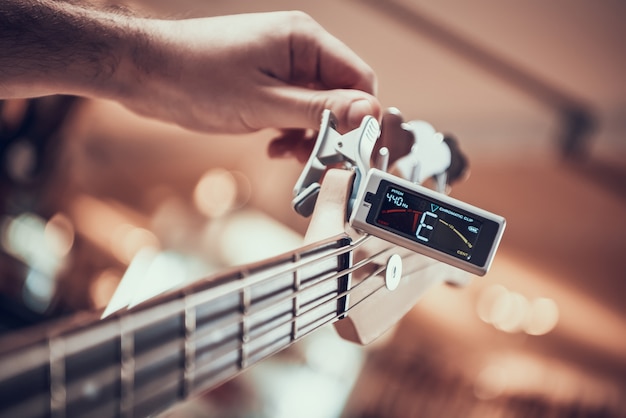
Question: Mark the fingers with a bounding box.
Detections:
[278,11,378,95]
[261,11,379,132]
[139,11,381,136]
[259,84,381,134]
[286,15,381,131]
[267,129,317,162]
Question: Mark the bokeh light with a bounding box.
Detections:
[45,212,75,258]
[194,168,239,218]
[90,269,122,309]
[474,364,506,400]
[111,223,160,264]
[477,284,559,336]
[525,297,560,336]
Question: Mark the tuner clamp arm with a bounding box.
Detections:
[292,108,459,217]
[292,109,380,217]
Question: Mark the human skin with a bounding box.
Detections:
[0,2,381,137]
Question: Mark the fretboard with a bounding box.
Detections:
[0,234,353,418]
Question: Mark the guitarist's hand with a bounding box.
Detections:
[0,3,380,135]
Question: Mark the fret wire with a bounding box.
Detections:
[194,278,346,355]
[192,250,438,374]
[191,261,388,370]
[171,246,438,418]
[110,237,365,358]
[254,239,394,314]
[240,270,251,369]
[258,253,438,344]
[193,290,343,373]
[195,248,436,376]
[188,240,361,353]
[292,252,301,341]
[183,293,196,398]
[193,270,386,384]
[126,236,376,413]
[49,337,66,418]
[194,306,341,396]
[202,267,344,338]
[199,256,436,386]
[244,310,339,371]
[192,241,401,347]
[187,236,362,310]
[187,252,442,405]
[122,237,376,341]
[119,316,135,418]
[0,234,442,418]
[186,236,376,393]
[143,252,437,416]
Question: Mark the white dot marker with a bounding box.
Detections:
[385,254,403,291]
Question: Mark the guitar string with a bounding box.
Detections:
[133,249,390,382]
[1,242,444,415]
[24,246,437,414]
[45,245,402,412]
[187,248,441,377]
[189,239,400,349]
[192,240,431,347]
[0,235,369,384]
[177,253,443,403]
[129,242,440,376]
[175,234,370,312]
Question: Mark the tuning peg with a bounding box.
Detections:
[376,108,414,166]
[409,159,421,184]
[375,147,390,172]
[442,135,470,186]
[434,172,448,193]
[394,119,452,185]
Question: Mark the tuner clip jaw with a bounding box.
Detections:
[292,109,381,217]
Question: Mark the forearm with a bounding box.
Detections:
[1,4,379,134]
[0,0,150,100]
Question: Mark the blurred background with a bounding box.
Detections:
[1,0,625,416]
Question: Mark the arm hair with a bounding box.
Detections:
[0,0,150,99]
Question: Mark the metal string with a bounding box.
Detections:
[189,246,441,377]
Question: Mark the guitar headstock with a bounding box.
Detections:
[300,108,474,345]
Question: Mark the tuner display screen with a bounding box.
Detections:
[352,169,505,275]
[375,185,483,262]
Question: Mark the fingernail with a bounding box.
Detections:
[348,99,375,129]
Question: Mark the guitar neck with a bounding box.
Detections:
[0,234,353,418]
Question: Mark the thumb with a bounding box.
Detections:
[264,86,381,133]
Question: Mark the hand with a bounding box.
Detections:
[118,11,381,135]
